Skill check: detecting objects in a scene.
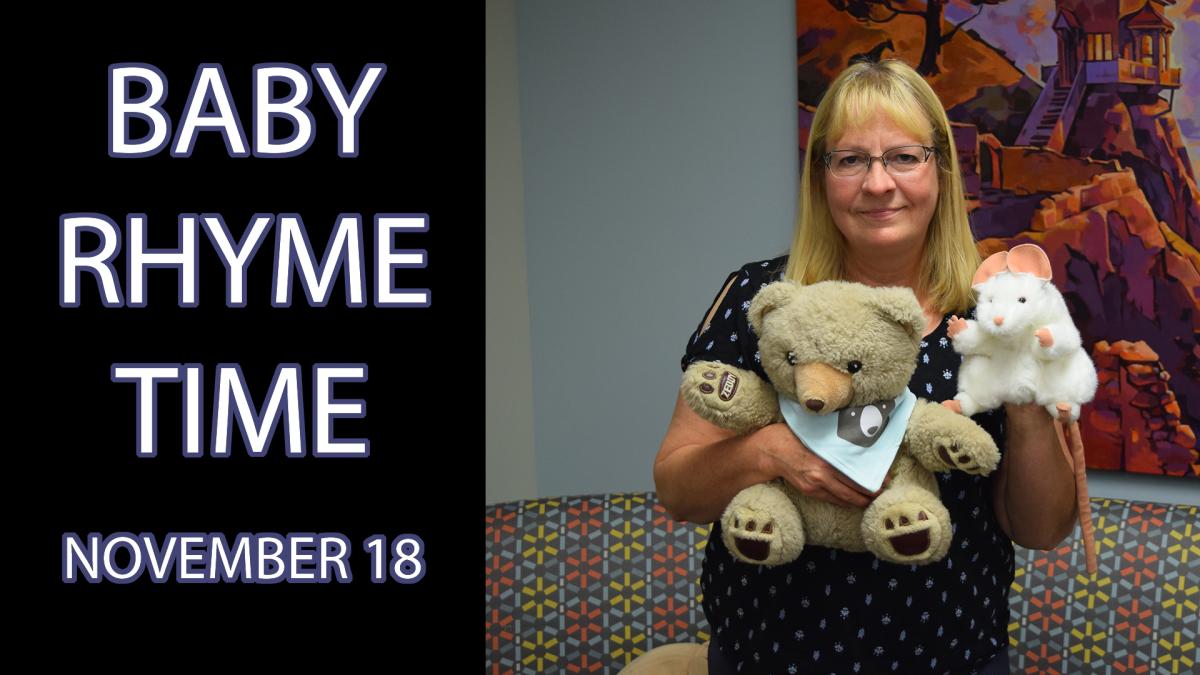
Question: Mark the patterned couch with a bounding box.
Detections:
[486,493,1198,674]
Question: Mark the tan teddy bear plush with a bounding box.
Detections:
[683,280,1001,566]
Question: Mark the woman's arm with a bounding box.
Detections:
[655,392,881,524]
[990,402,1078,549]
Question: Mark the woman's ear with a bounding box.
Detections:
[1006,243,1053,281]
[972,250,1009,288]
[748,282,797,335]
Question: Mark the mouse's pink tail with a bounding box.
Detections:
[1056,403,1097,575]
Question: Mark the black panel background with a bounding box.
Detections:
[10,10,483,663]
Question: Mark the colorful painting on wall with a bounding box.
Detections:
[796,0,1199,477]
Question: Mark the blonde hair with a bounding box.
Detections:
[785,59,979,314]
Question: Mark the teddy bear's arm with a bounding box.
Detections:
[903,399,1001,476]
[682,361,781,434]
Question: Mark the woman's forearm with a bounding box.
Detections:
[994,402,1079,549]
[654,431,777,524]
[654,394,777,524]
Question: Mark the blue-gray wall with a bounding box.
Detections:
[517,0,798,498]
[487,0,538,504]
[486,0,1200,507]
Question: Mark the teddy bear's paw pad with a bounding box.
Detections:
[879,503,938,559]
[699,369,740,402]
[685,365,742,411]
[726,509,780,564]
[934,437,981,473]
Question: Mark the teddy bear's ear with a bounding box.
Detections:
[748,281,797,335]
[864,287,925,341]
[972,250,1009,288]
[1006,243,1053,281]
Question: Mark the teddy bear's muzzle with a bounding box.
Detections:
[792,362,853,413]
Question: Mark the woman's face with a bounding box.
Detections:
[823,111,939,258]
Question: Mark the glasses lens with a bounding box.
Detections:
[883,147,927,174]
[829,151,869,177]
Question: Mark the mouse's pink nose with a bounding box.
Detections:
[993,316,1004,326]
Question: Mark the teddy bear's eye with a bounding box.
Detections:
[1018,297,1026,303]
[847,361,862,373]
[786,351,798,366]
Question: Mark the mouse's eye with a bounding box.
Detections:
[786,351,798,366]
[847,361,862,374]
[1018,297,1026,303]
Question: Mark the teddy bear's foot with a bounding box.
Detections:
[682,362,778,434]
[861,486,951,565]
[720,482,805,566]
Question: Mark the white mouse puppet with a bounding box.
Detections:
[942,243,1099,573]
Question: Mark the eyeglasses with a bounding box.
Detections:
[822,145,935,178]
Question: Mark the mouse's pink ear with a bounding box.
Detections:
[1006,243,1052,281]
[972,251,1009,287]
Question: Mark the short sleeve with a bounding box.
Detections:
[680,266,763,376]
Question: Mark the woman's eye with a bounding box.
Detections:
[786,351,798,366]
[838,155,860,167]
[891,153,919,165]
[847,361,862,373]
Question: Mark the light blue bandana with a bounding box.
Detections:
[778,389,916,492]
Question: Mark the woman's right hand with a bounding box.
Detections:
[755,423,886,509]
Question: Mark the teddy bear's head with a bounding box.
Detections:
[749,280,924,412]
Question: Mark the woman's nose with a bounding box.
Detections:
[860,160,896,194]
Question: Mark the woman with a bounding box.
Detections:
[636,59,1075,674]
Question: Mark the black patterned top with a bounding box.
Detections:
[680,256,1012,675]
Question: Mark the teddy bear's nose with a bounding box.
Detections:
[805,399,825,412]
[993,316,1004,326]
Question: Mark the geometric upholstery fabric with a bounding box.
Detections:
[1007,498,1198,675]
[486,493,1198,674]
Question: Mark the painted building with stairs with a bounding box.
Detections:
[1015,0,1181,151]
